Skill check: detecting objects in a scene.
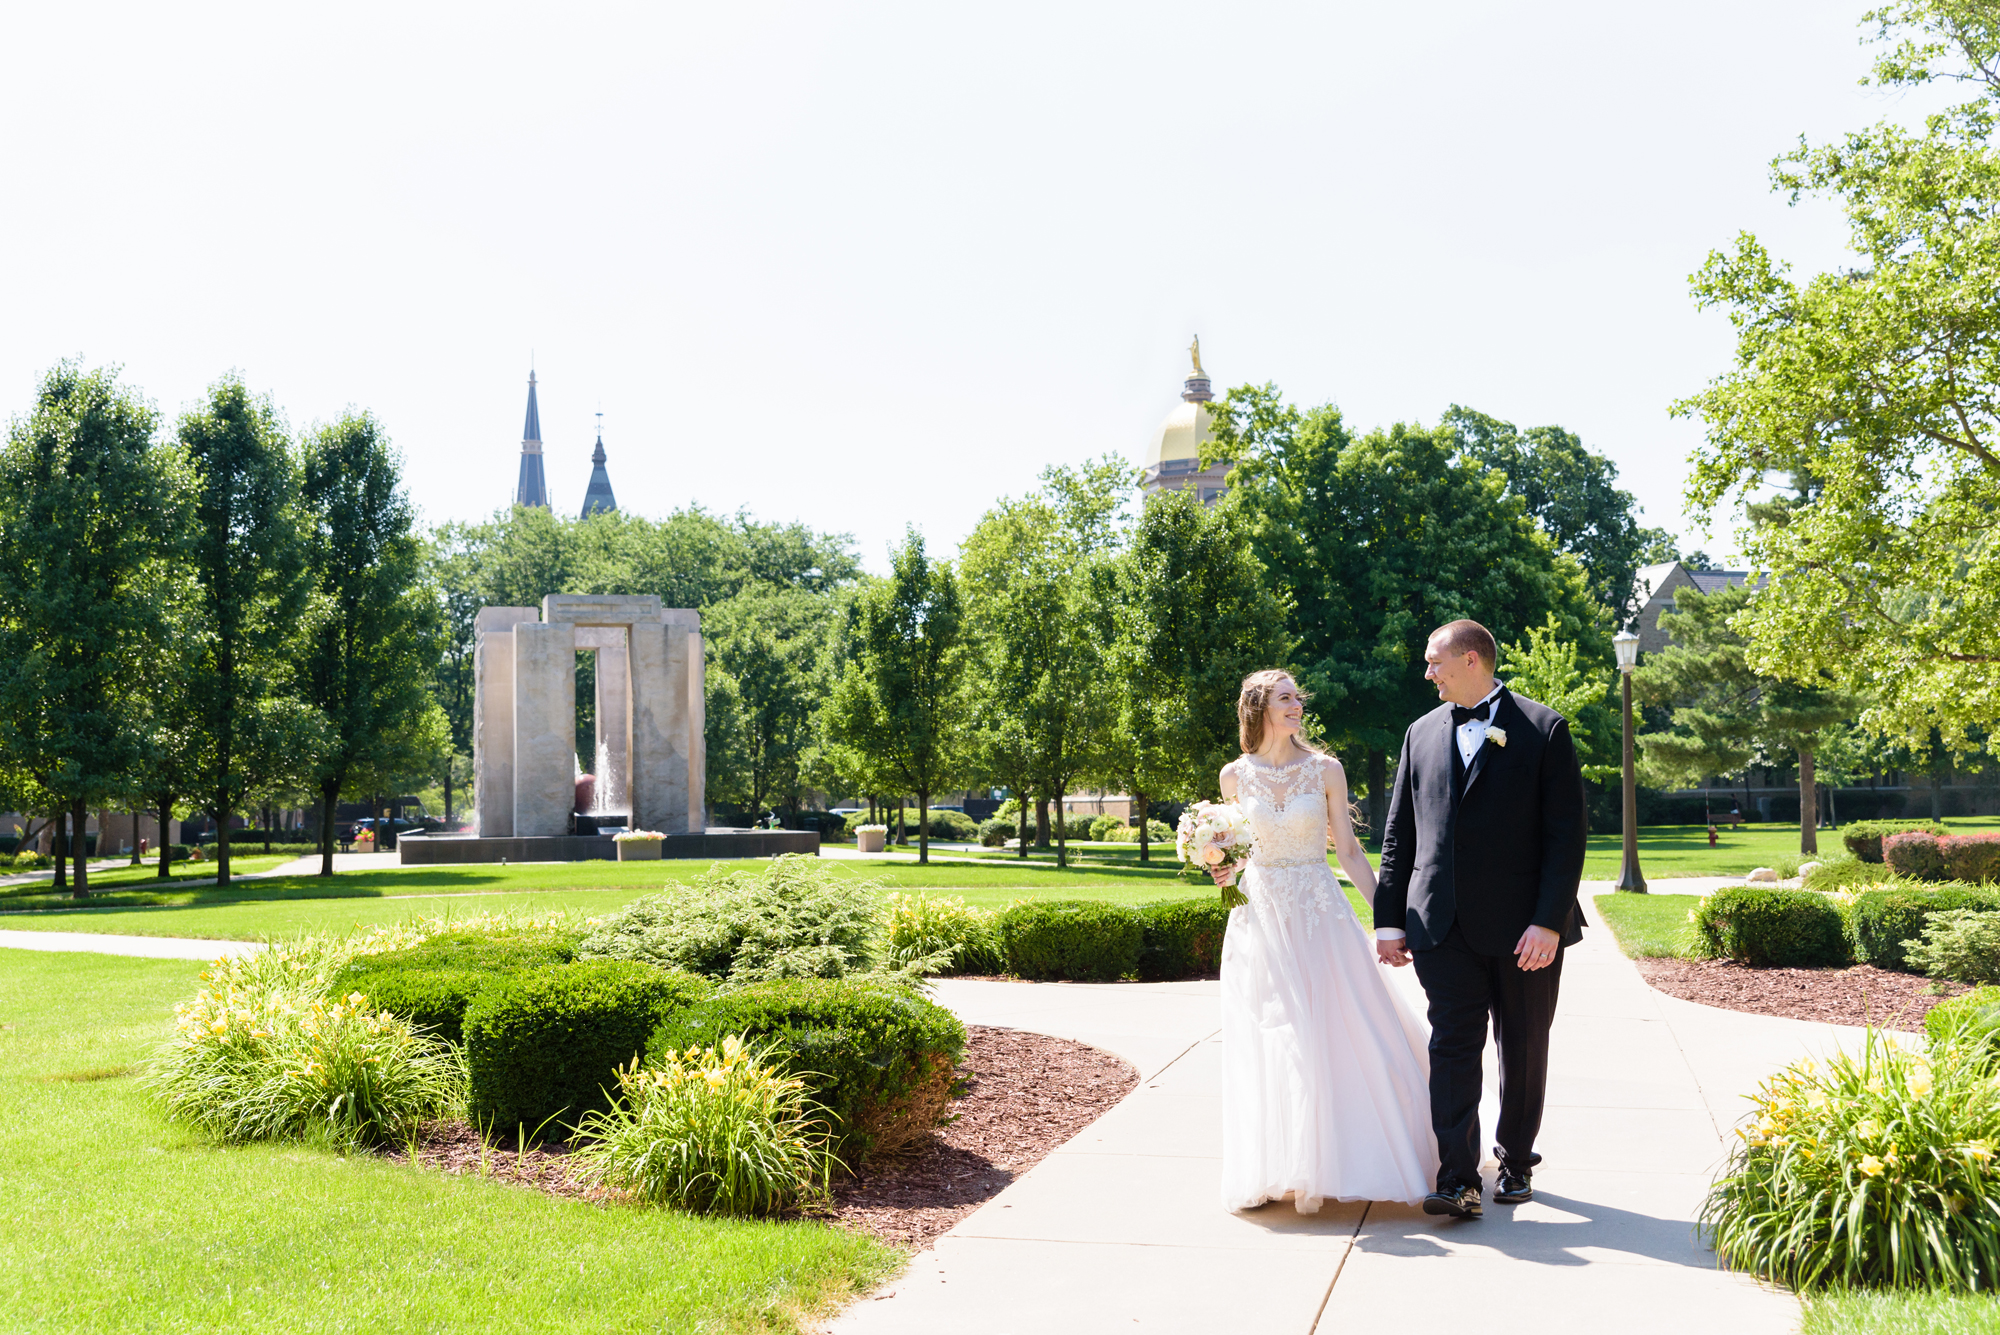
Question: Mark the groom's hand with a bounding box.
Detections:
[1514,925,1560,972]
[1376,939,1411,967]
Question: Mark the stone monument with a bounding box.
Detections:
[473,594,705,839]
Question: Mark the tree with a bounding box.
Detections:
[1500,615,1619,782]
[1633,583,1856,852]
[1107,487,1289,859]
[703,587,837,820]
[178,377,308,887]
[0,363,177,896]
[298,412,444,876]
[1675,0,2000,758]
[1209,386,1606,836]
[1443,406,1674,624]
[427,523,483,824]
[822,531,969,864]
[958,461,1127,867]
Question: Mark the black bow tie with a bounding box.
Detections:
[1451,701,1492,726]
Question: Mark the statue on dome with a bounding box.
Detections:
[1189,335,1204,374]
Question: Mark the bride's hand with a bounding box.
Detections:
[1208,863,1238,888]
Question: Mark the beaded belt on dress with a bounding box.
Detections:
[1253,855,1328,869]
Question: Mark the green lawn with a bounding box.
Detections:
[0,948,897,1333]
[1802,1289,2000,1334]
[1589,891,1703,959]
[0,855,294,909]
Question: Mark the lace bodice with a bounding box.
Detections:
[1232,754,1331,866]
[1230,753,1348,934]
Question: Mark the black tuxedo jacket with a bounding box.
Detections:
[1373,687,1588,956]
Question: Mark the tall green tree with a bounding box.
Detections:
[299,412,445,876]
[1633,583,1857,852]
[0,363,177,896]
[426,523,482,823]
[178,377,307,887]
[822,531,969,864]
[1107,487,1289,859]
[1442,406,1674,623]
[958,461,1127,867]
[703,587,838,820]
[1676,0,2000,757]
[1210,386,1605,835]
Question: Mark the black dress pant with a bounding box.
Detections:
[1410,922,1563,1191]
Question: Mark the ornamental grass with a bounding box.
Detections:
[883,891,1001,975]
[571,1036,836,1217]
[1699,1030,2000,1292]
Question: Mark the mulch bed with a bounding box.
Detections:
[378,1025,1136,1250]
[1636,957,1971,1033]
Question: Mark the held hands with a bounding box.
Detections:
[1375,938,1411,968]
[1514,924,1560,972]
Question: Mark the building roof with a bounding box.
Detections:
[1143,338,1219,467]
[580,427,617,518]
[515,371,550,509]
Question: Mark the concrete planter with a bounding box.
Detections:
[617,841,663,861]
[857,829,886,853]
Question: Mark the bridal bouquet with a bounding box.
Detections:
[1176,801,1255,908]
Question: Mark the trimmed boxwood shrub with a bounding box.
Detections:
[1851,883,2000,971]
[1885,832,1950,881]
[1889,831,2000,884]
[978,817,1015,847]
[1105,820,1173,846]
[649,978,966,1166]
[998,900,1143,981]
[464,960,710,1136]
[1136,898,1232,981]
[1843,820,1948,863]
[333,929,581,1043]
[1692,887,1851,967]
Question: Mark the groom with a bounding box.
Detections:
[1374,619,1587,1219]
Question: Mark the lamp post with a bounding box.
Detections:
[1614,628,1646,893]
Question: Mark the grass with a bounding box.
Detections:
[0,947,898,1333]
[1802,1289,2000,1333]
[0,855,294,905]
[1589,890,1703,959]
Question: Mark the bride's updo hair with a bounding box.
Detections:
[1238,669,1320,755]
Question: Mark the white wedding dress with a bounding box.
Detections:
[1219,753,1439,1211]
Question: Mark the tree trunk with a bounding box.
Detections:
[156,795,174,879]
[262,802,272,853]
[1035,797,1050,848]
[1798,748,1817,855]
[443,770,454,826]
[917,788,930,865]
[130,809,142,866]
[1367,748,1388,846]
[52,810,66,892]
[1136,789,1149,863]
[896,797,905,846]
[319,778,340,876]
[1932,760,1947,820]
[1053,789,1068,868]
[1828,785,1840,827]
[70,797,89,898]
[1017,788,1029,859]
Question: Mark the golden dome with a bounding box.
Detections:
[1146,400,1213,466]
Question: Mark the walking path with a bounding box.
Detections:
[0,929,262,960]
[827,885,1847,1335]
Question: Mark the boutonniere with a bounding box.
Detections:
[1486,725,1509,748]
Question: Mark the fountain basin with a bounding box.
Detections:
[395,830,818,864]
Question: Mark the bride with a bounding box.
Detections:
[1214,669,1437,1211]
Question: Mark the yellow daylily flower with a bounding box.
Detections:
[1859,1155,1885,1177]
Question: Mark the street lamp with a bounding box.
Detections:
[1614,628,1646,893]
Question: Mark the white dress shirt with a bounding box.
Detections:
[1377,680,1504,943]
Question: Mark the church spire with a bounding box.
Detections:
[580,410,617,518]
[515,370,550,509]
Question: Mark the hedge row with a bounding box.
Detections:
[332,929,582,1044]
[1842,820,1948,863]
[1883,831,2000,884]
[992,897,1233,982]
[1691,881,2000,972]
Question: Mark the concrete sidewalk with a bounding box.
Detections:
[0,930,262,960]
[827,886,1852,1335]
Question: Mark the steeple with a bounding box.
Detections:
[580,410,618,518]
[515,370,550,510]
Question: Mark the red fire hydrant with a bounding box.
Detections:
[1707,825,1719,847]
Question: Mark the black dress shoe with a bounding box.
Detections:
[1421,1182,1483,1218]
[1493,1165,1533,1204]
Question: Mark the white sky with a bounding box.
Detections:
[0,1,1955,573]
